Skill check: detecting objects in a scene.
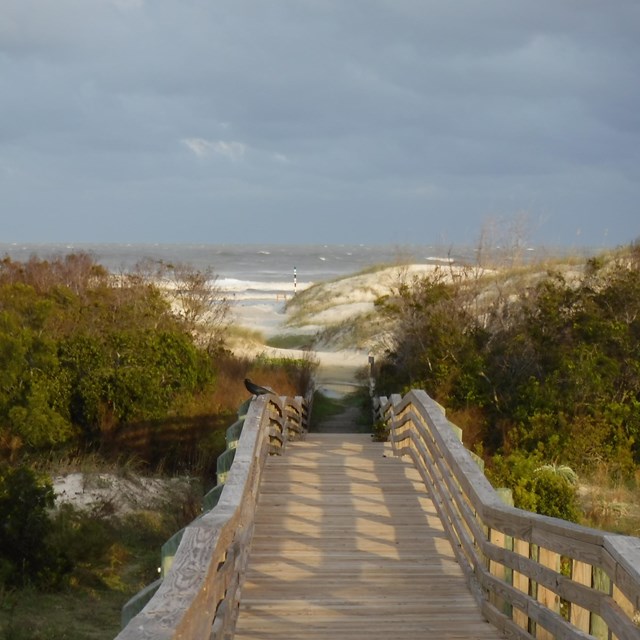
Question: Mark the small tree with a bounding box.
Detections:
[130,259,231,350]
[0,465,69,588]
[169,262,230,349]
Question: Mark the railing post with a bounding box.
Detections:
[513,537,532,632]
[489,526,507,612]
[534,546,560,639]
[570,559,592,634]
[591,567,610,639]
[489,488,514,616]
[612,584,636,640]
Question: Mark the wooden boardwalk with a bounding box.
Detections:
[234,434,503,639]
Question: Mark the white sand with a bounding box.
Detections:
[228,265,438,395]
[228,263,456,339]
[53,472,191,514]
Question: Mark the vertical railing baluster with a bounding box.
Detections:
[512,537,531,632]
[570,559,592,634]
[591,567,611,639]
[534,546,560,639]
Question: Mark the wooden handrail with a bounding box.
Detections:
[116,394,306,640]
[376,390,640,640]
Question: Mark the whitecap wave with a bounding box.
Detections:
[426,256,455,264]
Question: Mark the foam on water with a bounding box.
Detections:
[218,277,312,298]
[0,242,483,283]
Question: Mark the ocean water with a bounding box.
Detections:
[0,242,470,282]
[0,242,571,337]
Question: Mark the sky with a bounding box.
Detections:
[1,0,639,248]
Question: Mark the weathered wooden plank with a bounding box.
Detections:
[512,537,531,632]
[570,560,592,633]
[234,433,504,640]
[535,546,560,640]
[606,535,640,610]
[490,527,508,613]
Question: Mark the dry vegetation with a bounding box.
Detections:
[284,263,475,351]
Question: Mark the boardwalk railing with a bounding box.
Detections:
[116,393,307,640]
[374,389,640,640]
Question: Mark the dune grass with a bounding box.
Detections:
[265,333,316,349]
[225,325,266,349]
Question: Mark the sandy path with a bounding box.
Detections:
[307,348,367,398]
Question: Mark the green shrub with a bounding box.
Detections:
[532,468,580,522]
[0,466,69,589]
[487,452,580,522]
[378,246,640,480]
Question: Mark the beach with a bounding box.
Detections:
[229,290,370,397]
[226,262,467,397]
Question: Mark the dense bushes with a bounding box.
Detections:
[377,244,640,517]
[0,252,230,595]
[59,330,207,435]
[487,453,581,522]
[0,254,218,459]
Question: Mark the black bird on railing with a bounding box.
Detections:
[244,378,276,397]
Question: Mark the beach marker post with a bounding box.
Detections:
[368,354,375,397]
[293,266,297,295]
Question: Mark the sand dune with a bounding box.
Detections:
[229,263,452,394]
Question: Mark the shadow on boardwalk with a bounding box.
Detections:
[234,432,504,640]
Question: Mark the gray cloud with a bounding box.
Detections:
[1,0,639,246]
